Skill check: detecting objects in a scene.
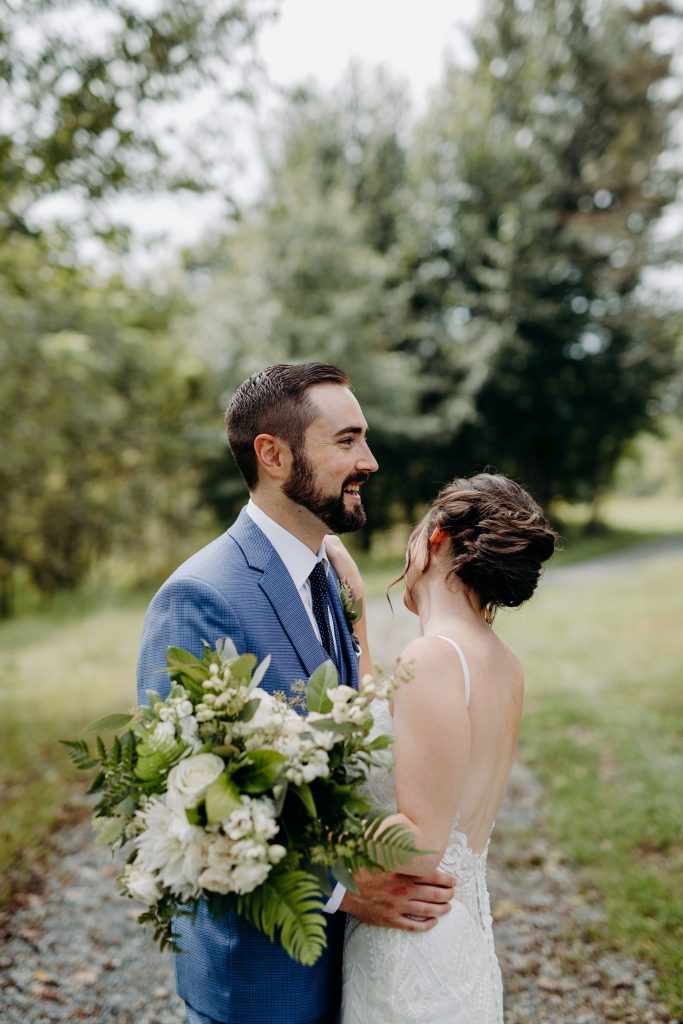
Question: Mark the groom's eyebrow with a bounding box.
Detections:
[333,426,368,437]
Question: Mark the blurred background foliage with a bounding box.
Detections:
[1,0,682,612]
[2,1,683,1010]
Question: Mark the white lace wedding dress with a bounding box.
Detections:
[341,639,504,1024]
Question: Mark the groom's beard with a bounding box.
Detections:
[283,450,368,534]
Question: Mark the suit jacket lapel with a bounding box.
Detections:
[328,566,359,688]
[228,508,332,679]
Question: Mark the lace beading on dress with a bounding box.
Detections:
[341,699,504,1024]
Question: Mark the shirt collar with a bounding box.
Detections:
[246,499,328,592]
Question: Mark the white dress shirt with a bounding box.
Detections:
[246,500,338,657]
[245,500,346,913]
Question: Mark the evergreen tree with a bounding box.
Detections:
[403,0,681,505]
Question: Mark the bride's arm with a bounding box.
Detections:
[381,636,472,875]
[323,535,373,681]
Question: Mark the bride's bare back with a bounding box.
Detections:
[386,622,522,872]
[422,628,523,856]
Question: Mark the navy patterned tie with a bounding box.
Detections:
[308,561,335,661]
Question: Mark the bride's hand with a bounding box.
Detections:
[324,535,365,601]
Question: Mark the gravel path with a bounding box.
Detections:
[1,545,680,1023]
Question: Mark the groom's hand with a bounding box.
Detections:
[340,868,454,932]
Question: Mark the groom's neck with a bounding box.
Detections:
[249,489,325,554]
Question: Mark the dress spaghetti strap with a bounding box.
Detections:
[435,635,472,707]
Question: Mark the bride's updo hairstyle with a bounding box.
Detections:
[405,473,558,619]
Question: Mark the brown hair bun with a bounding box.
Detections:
[426,473,558,615]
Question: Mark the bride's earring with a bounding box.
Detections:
[483,607,494,626]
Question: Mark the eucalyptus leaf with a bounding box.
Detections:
[229,653,258,682]
[95,817,126,846]
[306,861,333,897]
[166,647,205,669]
[331,859,359,894]
[306,661,338,713]
[205,773,242,824]
[218,637,238,659]
[368,734,393,750]
[308,719,355,736]
[116,794,139,815]
[85,712,134,733]
[249,654,272,690]
[232,750,288,793]
[236,698,261,723]
[292,782,316,818]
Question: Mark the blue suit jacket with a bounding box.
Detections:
[136,508,359,1024]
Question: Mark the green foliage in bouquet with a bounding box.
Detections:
[62,639,421,965]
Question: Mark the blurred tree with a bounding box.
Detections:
[0,0,277,246]
[0,239,209,614]
[0,0,278,612]
[402,0,681,507]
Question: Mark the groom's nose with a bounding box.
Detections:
[357,441,379,475]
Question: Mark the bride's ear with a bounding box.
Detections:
[429,526,448,548]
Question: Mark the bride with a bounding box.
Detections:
[326,473,556,1024]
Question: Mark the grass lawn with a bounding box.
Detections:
[0,593,150,900]
[498,549,683,1016]
[0,495,681,1013]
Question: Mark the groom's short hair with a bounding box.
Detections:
[226,362,351,489]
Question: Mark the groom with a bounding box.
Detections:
[136,363,454,1024]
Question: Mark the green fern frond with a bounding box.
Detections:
[59,739,99,770]
[237,869,327,966]
[356,817,425,871]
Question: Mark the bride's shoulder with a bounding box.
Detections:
[395,635,469,698]
[398,634,451,668]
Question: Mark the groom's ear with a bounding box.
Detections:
[253,434,293,482]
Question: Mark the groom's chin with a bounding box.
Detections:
[342,506,367,533]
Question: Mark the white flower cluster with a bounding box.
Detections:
[326,685,371,726]
[358,672,396,702]
[239,689,331,787]
[199,796,286,896]
[150,690,201,752]
[123,753,285,906]
[195,661,254,723]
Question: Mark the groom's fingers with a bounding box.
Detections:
[399,875,455,905]
[399,914,439,932]
[402,869,455,892]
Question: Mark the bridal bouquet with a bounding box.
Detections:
[62,640,417,965]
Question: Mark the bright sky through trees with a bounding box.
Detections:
[85,0,483,255]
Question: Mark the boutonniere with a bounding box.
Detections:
[338,578,363,636]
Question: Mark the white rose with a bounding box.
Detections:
[166,752,225,809]
[124,864,162,906]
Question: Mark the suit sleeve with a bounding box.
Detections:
[136,575,246,706]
